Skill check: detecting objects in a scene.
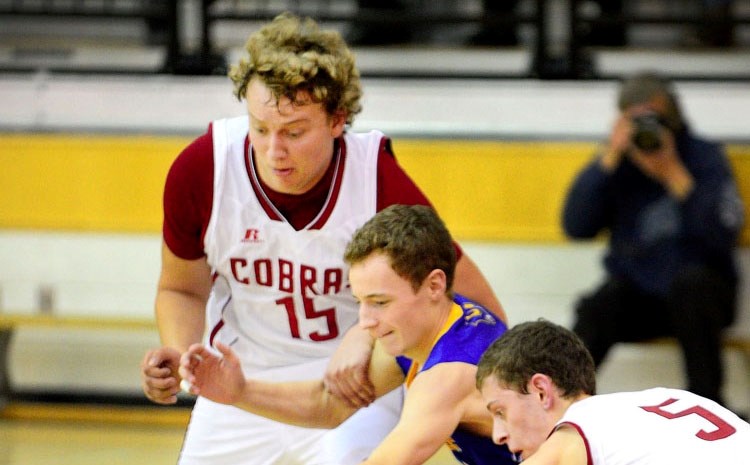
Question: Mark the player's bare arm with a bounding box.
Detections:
[363,362,482,465]
[141,242,211,404]
[155,242,211,350]
[180,341,345,427]
[180,338,404,428]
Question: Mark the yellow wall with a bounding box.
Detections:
[1,134,177,233]
[2,134,749,244]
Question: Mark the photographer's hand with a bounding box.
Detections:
[599,114,631,173]
[629,128,694,200]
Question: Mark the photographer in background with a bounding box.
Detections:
[562,71,744,407]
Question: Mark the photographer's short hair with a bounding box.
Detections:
[344,205,456,294]
[476,319,596,398]
[229,12,362,124]
[617,71,684,132]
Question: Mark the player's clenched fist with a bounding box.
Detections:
[179,342,246,405]
[141,347,182,404]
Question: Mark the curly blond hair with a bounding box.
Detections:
[229,12,362,124]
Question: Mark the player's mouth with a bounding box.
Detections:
[273,167,294,176]
[375,330,394,340]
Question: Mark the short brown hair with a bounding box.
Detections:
[476,319,596,397]
[229,12,362,124]
[344,205,456,293]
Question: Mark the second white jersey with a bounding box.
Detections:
[203,115,382,376]
[557,387,750,464]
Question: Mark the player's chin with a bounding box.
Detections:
[378,338,403,357]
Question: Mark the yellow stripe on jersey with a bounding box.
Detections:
[403,303,464,389]
[432,303,465,349]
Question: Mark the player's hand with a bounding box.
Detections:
[141,347,182,405]
[323,325,376,408]
[179,342,246,405]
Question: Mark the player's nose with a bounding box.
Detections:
[358,304,377,330]
[267,132,287,158]
[492,419,510,446]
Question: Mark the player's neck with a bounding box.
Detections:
[408,297,455,365]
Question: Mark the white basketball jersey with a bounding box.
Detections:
[204,116,382,376]
[557,387,750,464]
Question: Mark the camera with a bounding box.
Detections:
[631,112,664,152]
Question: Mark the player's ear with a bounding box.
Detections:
[329,110,347,137]
[425,269,447,298]
[529,373,555,409]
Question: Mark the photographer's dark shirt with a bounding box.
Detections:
[561,130,744,295]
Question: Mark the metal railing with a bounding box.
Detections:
[1,0,748,79]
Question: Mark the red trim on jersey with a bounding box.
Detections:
[245,136,284,222]
[208,320,225,347]
[309,141,346,230]
[244,137,343,230]
[554,422,593,465]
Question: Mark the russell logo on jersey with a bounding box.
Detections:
[241,228,263,243]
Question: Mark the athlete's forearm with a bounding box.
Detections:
[155,242,211,351]
[358,427,445,465]
[236,378,356,428]
[155,289,206,352]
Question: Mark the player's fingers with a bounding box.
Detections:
[341,366,375,403]
[144,379,180,404]
[342,389,372,408]
[178,359,202,385]
[323,377,345,399]
[213,341,235,362]
[178,363,191,382]
[148,391,179,405]
[347,380,375,407]
[327,375,372,408]
[141,350,155,367]
[340,383,373,407]
[180,350,201,370]
[355,378,376,405]
[141,350,180,405]
[142,349,166,371]
[146,373,178,390]
[327,385,361,409]
[190,343,224,366]
[143,363,173,377]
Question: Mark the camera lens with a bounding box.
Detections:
[631,113,663,152]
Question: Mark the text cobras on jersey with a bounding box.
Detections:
[229,256,345,299]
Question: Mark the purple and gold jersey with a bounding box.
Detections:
[396,294,516,465]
